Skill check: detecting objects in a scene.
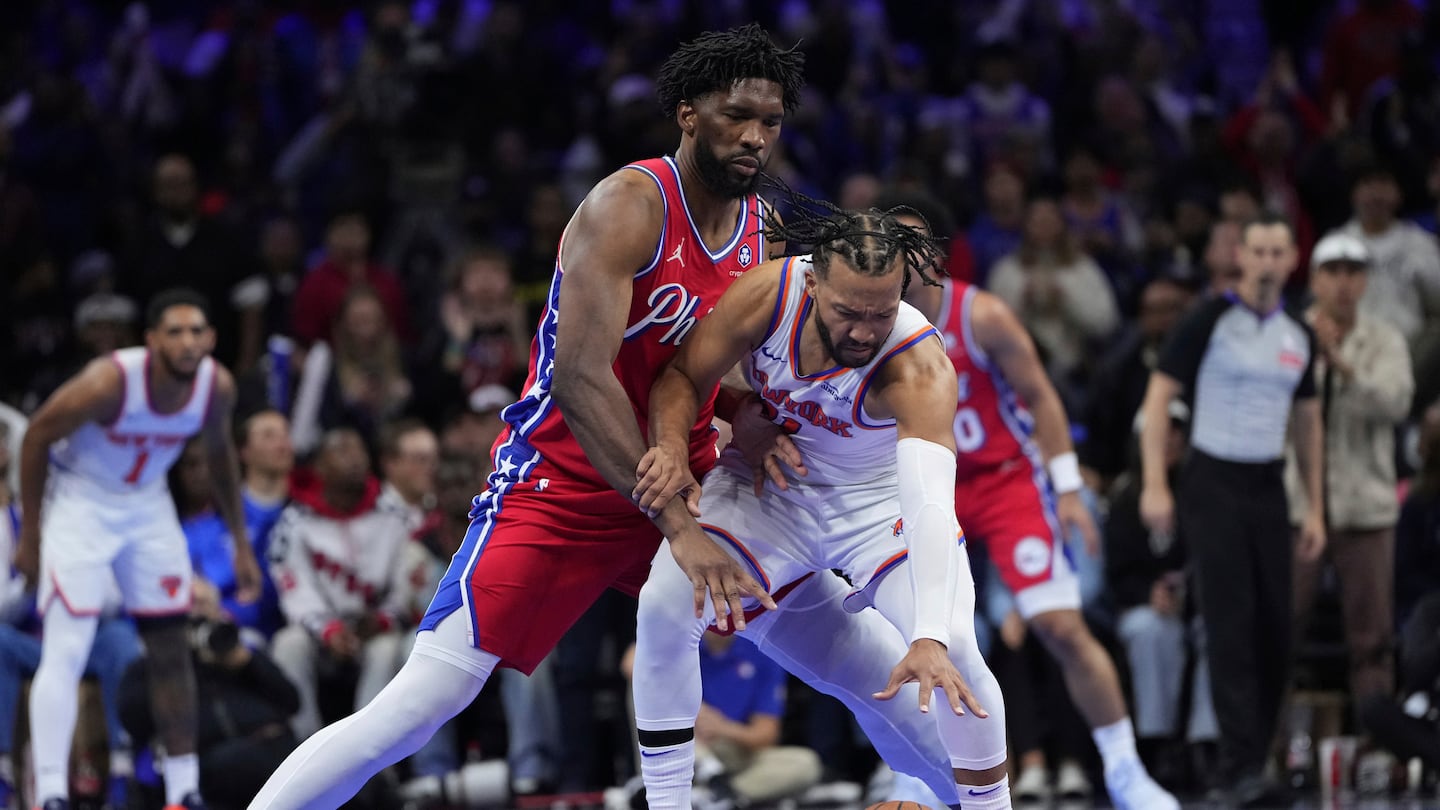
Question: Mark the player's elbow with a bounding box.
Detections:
[548,358,594,408]
[18,418,60,459]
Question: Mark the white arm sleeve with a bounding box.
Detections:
[896,437,961,647]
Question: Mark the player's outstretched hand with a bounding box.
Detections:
[634,445,702,518]
[232,546,264,604]
[873,638,989,718]
[728,395,807,496]
[669,528,776,632]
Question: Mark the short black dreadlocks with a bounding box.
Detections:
[655,24,805,118]
[761,176,948,294]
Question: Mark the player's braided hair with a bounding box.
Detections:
[656,24,805,117]
[761,176,947,294]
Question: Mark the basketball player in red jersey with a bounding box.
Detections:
[890,195,1180,809]
[253,27,965,809]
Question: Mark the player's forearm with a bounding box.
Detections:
[713,363,754,422]
[552,368,659,501]
[208,445,251,549]
[650,366,704,450]
[18,430,52,534]
[1025,387,1084,498]
[897,438,960,646]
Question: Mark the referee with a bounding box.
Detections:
[1137,211,1325,807]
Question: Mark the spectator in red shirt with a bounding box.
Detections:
[1321,0,1424,119]
[1223,53,1324,278]
[291,212,412,347]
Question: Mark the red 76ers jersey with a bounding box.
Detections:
[935,282,1041,478]
[493,156,767,491]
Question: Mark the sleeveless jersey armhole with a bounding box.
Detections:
[851,326,943,430]
[621,163,668,279]
[958,286,992,370]
[762,257,796,343]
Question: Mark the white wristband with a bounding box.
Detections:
[1048,451,1082,495]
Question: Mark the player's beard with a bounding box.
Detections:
[814,310,881,368]
[157,350,200,383]
[693,131,762,200]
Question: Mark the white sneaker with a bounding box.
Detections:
[1055,761,1092,799]
[1012,766,1051,803]
[797,781,862,805]
[1105,757,1179,810]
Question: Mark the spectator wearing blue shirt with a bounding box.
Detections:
[173,413,292,640]
[620,632,821,807]
[968,163,1027,287]
[693,634,821,806]
[237,410,294,635]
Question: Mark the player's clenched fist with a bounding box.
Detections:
[634,444,701,518]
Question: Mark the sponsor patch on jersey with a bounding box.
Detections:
[1279,349,1305,369]
[738,243,753,267]
[1013,536,1051,578]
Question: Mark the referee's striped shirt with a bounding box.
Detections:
[1158,293,1316,464]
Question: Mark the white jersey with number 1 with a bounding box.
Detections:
[49,346,215,494]
[40,346,213,617]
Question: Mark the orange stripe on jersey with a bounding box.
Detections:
[763,257,794,342]
[700,524,772,593]
[868,529,967,582]
[850,326,942,429]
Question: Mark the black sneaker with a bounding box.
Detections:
[165,792,206,810]
[1233,773,1288,808]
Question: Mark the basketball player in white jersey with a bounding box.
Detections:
[630,204,1012,809]
[15,289,262,810]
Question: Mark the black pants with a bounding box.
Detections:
[200,729,299,810]
[989,631,1092,764]
[1181,450,1291,782]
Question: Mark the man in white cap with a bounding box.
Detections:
[1286,231,1413,712]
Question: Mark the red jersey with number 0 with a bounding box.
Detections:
[934,282,1040,478]
[493,156,768,491]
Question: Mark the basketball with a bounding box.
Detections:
[865,802,933,810]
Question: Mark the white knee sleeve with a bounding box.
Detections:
[250,613,494,810]
[31,607,101,803]
[749,573,964,805]
[633,541,708,731]
[871,563,1008,772]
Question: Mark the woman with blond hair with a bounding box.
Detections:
[988,197,1119,389]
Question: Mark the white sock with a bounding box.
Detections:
[163,753,199,805]
[1092,717,1141,774]
[637,739,695,810]
[957,776,1010,809]
[111,749,134,778]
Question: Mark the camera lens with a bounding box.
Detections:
[207,621,240,655]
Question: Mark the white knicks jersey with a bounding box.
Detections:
[50,347,216,493]
[727,255,941,488]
